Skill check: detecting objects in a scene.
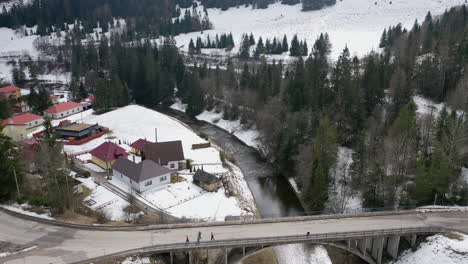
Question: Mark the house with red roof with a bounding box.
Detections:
[12,102,31,113]
[130,138,152,156]
[0,85,21,100]
[2,113,44,141]
[89,141,129,170]
[81,95,95,110]
[43,101,83,119]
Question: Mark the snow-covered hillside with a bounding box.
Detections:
[175,0,465,58]
[391,233,468,264]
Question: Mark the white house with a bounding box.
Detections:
[112,158,171,192]
[43,101,83,119]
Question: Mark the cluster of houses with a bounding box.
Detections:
[87,139,222,193]
[0,85,95,141]
[1,85,223,197]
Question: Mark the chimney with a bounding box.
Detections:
[155,128,158,143]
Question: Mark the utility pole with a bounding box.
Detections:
[13,166,20,198]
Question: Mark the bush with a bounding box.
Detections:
[95,209,110,224]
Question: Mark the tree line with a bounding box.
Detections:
[183,7,468,211]
[0,0,211,38]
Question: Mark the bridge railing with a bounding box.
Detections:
[69,226,446,264]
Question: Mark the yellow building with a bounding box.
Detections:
[129,138,151,156]
[2,113,44,141]
[89,141,129,170]
[0,85,21,100]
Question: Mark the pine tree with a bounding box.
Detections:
[188,38,196,54]
[238,35,251,59]
[0,131,23,200]
[379,28,387,48]
[186,73,205,117]
[282,35,288,52]
[304,116,337,210]
[249,33,255,46]
[290,35,300,56]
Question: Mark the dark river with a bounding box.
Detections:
[158,107,304,217]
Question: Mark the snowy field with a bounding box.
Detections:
[391,233,468,264]
[171,100,260,149]
[76,177,131,222]
[175,0,465,59]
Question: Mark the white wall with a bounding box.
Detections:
[113,169,170,193]
[138,173,170,192]
[46,106,83,119]
[165,160,184,171]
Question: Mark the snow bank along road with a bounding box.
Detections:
[1,210,467,264]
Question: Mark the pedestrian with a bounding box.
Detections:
[197,231,201,244]
[306,232,310,237]
[186,235,189,244]
[211,232,215,240]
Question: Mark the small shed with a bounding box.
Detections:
[193,169,221,192]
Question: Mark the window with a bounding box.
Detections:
[170,163,175,169]
[61,113,63,116]
[145,180,152,186]
[160,176,167,182]
[35,121,38,124]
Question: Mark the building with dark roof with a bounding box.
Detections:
[144,140,186,170]
[89,141,129,169]
[193,169,221,192]
[130,138,152,156]
[112,158,171,192]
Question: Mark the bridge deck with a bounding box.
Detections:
[1,210,467,264]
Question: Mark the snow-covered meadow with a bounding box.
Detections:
[175,0,465,59]
[391,233,468,264]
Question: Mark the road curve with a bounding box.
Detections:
[1,210,467,264]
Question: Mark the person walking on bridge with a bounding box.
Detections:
[186,235,190,244]
[197,231,202,244]
[211,232,215,240]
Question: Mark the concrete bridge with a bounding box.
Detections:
[1,208,467,264]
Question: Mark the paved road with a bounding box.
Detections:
[1,210,467,264]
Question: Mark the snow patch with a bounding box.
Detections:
[391,233,468,264]
[275,244,332,264]
[1,203,54,220]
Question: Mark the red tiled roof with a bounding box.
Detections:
[130,139,152,151]
[82,95,95,102]
[2,113,43,126]
[44,101,82,114]
[0,85,20,93]
[90,141,128,162]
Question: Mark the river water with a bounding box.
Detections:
[158,108,348,264]
[160,108,304,217]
